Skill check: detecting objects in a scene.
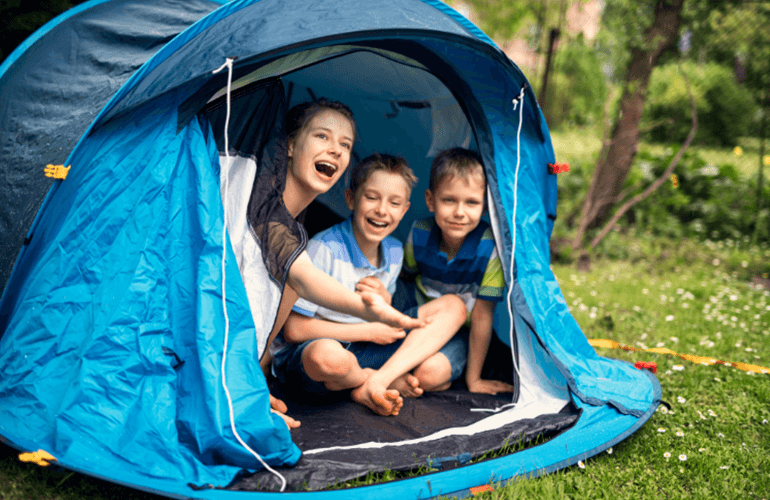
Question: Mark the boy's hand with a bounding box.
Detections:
[359,291,425,330]
[367,323,406,345]
[467,378,514,395]
[355,276,391,304]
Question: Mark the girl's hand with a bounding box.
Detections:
[355,276,391,304]
[270,394,300,429]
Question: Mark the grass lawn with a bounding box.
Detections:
[2,240,769,499]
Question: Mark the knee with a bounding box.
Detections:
[303,340,354,379]
[414,354,452,392]
[422,294,466,325]
[441,294,467,325]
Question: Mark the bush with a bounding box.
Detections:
[541,35,608,130]
[642,61,756,147]
[629,149,770,244]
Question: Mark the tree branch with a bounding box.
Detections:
[588,65,697,251]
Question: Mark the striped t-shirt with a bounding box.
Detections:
[291,217,403,323]
[402,217,504,324]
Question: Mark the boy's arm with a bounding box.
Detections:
[465,299,514,395]
[284,311,406,345]
[286,252,423,330]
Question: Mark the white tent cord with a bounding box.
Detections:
[507,86,527,404]
[212,57,287,492]
[470,403,517,413]
[469,86,527,415]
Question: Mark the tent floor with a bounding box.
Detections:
[228,381,581,492]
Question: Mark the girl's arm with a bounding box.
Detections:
[286,252,423,330]
[284,311,405,345]
[465,299,514,395]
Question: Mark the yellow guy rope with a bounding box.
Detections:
[588,338,770,375]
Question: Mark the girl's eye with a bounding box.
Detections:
[341,143,351,150]
[317,133,327,139]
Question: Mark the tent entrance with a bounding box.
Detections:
[202,44,576,491]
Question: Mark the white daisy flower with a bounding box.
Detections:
[578,460,585,469]
[672,365,684,371]
[679,454,687,461]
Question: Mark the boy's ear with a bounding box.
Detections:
[287,138,294,158]
[344,189,356,211]
[424,189,435,213]
[401,200,411,217]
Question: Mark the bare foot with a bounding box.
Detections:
[390,373,423,398]
[351,373,403,416]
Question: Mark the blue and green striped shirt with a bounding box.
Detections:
[402,217,504,325]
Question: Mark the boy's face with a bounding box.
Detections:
[345,169,411,249]
[287,109,354,198]
[425,171,485,247]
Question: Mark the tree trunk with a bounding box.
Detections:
[572,0,685,250]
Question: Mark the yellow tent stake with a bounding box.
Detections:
[44,164,70,180]
[18,449,57,467]
[588,338,770,374]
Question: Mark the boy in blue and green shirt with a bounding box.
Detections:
[399,147,513,395]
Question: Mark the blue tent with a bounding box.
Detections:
[0,0,660,498]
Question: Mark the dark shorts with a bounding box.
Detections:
[273,281,469,394]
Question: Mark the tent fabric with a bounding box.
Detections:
[0,0,661,498]
[0,0,226,296]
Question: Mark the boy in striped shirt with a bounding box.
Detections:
[399,148,514,395]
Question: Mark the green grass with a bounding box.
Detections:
[550,128,767,180]
[2,239,769,499]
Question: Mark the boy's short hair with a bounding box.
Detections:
[285,98,356,144]
[349,153,417,197]
[429,147,485,191]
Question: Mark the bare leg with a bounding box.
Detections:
[413,352,453,392]
[302,339,403,415]
[353,294,466,407]
[302,339,368,391]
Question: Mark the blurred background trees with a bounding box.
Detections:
[450,0,769,253]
